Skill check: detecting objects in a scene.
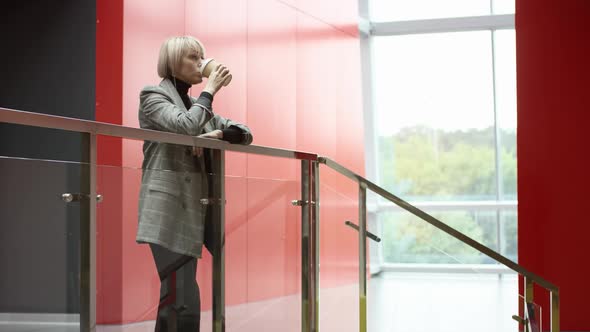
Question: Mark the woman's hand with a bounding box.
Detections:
[193,130,224,156]
[203,64,231,96]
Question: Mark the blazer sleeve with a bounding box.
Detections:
[210,115,254,145]
[139,86,213,135]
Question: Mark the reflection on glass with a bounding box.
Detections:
[373,31,496,200]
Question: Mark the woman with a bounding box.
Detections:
[136,36,253,331]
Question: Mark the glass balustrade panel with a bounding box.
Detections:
[318,165,360,332]
[97,139,302,331]
[0,155,85,332]
[368,205,519,332]
[224,154,301,332]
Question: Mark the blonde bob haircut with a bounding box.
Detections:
[157,36,205,78]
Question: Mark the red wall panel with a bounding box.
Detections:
[97,0,364,325]
[96,0,123,323]
[333,33,364,200]
[296,13,364,200]
[296,13,338,157]
[516,0,590,329]
[120,0,187,323]
[247,0,298,181]
[186,0,248,178]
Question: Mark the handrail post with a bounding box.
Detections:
[311,161,320,332]
[211,149,226,332]
[301,160,311,332]
[80,133,97,332]
[358,183,367,332]
[551,290,560,332]
[301,160,320,332]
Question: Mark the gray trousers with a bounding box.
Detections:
[149,243,200,332]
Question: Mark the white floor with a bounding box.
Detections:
[0,272,523,332]
[367,272,519,332]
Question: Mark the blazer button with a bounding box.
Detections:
[185,176,191,183]
[181,202,187,209]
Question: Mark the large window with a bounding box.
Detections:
[366,2,516,267]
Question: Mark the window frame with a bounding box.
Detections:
[359,5,516,273]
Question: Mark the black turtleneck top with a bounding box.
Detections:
[173,77,244,144]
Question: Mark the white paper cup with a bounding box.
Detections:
[200,58,232,86]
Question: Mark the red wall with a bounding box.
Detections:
[516,0,590,330]
[96,0,364,328]
[96,0,124,323]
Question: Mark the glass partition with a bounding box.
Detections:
[1,108,550,332]
[95,136,220,331]
[318,165,360,332]
[225,154,301,331]
[93,137,304,332]
[0,151,532,332]
[366,200,519,332]
[0,156,85,332]
[96,162,159,331]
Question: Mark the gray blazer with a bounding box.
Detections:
[136,78,252,258]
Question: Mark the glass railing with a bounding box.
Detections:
[0,107,559,332]
[0,156,86,332]
[92,138,304,331]
[224,153,302,332]
[319,156,559,332]
[365,206,519,332]
[318,165,360,332]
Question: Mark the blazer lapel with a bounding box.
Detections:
[160,78,187,111]
[161,78,213,135]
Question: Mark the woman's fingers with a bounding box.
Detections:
[216,64,226,73]
[206,64,231,92]
[216,64,230,77]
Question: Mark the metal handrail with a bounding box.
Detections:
[319,156,558,293]
[0,106,557,290]
[0,107,317,161]
[1,106,559,330]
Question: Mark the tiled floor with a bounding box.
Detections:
[0,272,520,332]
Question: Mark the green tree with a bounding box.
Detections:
[378,126,517,263]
